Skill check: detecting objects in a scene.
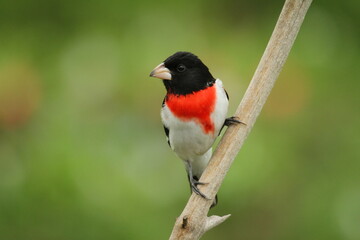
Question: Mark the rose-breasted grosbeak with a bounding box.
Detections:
[150,52,239,207]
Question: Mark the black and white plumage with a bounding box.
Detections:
[150,51,239,207]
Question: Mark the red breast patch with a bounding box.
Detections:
[165,86,216,134]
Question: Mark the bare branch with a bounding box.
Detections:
[169,0,313,239]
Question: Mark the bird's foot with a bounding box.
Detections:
[190,178,210,200]
[224,116,246,127]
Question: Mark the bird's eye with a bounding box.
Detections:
[176,64,186,72]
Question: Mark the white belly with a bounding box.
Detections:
[161,79,229,163]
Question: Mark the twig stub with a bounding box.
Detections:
[181,216,189,229]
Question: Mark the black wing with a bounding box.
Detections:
[224,88,229,100]
[162,97,171,147]
[218,89,230,136]
[163,125,171,147]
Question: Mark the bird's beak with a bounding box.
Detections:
[149,63,172,80]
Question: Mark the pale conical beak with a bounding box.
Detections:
[149,63,172,80]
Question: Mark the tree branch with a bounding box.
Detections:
[169,0,313,239]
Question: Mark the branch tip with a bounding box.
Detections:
[204,214,231,232]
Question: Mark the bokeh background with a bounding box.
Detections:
[0,0,359,239]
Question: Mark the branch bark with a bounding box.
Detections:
[169,0,313,239]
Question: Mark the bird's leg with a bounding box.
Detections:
[185,161,210,200]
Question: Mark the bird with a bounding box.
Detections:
[150,51,240,208]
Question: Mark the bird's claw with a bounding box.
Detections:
[190,179,211,200]
[224,116,246,126]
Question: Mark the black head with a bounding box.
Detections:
[150,51,215,95]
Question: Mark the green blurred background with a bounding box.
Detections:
[0,0,359,239]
